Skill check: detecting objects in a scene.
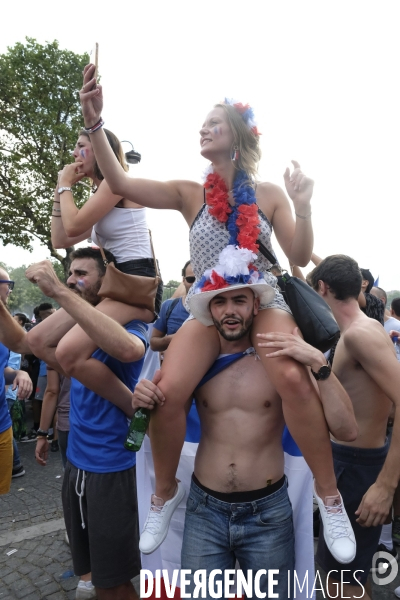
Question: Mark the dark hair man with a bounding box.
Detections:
[137,279,357,597]
[310,255,400,599]
[391,297,400,320]
[0,256,146,600]
[150,261,195,356]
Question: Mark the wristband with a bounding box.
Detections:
[295,211,312,220]
[36,428,49,438]
[84,117,104,134]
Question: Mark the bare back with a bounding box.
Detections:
[332,314,394,448]
[194,353,285,492]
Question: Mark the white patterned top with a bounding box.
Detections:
[186,202,291,314]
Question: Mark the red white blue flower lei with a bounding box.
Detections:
[196,171,263,292]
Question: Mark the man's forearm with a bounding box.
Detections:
[0,302,31,354]
[150,334,173,352]
[376,417,400,492]
[54,287,144,362]
[318,374,358,441]
[3,367,17,385]
[40,391,58,431]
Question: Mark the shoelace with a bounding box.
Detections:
[143,503,165,535]
[323,501,350,539]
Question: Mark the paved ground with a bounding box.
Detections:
[1,405,399,598]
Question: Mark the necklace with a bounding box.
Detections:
[204,170,260,253]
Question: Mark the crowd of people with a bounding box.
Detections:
[1,62,400,600]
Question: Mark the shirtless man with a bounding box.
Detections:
[306,255,400,599]
[134,280,357,599]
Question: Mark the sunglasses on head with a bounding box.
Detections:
[184,276,196,283]
[0,280,14,291]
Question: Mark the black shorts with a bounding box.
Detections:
[316,440,389,586]
[116,257,163,320]
[62,462,141,588]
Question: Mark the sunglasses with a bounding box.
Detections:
[184,276,196,283]
[0,280,14,291]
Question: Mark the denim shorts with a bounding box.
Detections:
[116,258,163,319]
[316,440,389,586]
[181,476,295,599]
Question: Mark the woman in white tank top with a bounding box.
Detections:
[46,129,162,410]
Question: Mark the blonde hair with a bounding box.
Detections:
[214,103,261,180]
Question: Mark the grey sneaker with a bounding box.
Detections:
[75,580,96,599]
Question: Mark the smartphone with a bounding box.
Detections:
[89,43,99,81]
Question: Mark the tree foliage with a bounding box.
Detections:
[0,38,90,278]
[163,280,181,301]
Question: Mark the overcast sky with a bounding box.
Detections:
[1,1,399,289]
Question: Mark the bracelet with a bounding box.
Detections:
[84,117,104,134]
[53,200,60,203]
[36,428,49,438]
[53,208,61,213]
[295,211,312,220]
[52,214,62,218]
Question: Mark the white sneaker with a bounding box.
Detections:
[75,580,97,599]
[139,481,186,554]
[395,585,400,598]
[314,482,356,564]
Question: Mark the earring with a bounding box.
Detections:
[231,145,239,162]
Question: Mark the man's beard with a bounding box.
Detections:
[212,313,254,341]
[68,280,102,306]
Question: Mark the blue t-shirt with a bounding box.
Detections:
[0,343,12,434]
[153,298,189,335]
[38,360,47,377]
[5,351,21,401]
[67,320,148,473]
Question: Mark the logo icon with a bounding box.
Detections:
[371,550,398,586]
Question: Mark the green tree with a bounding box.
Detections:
[0,38,90,280]
[387,290,400,307]
[162,280,181,301]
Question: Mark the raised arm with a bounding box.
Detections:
[257,328,358,441]
[0,300,31,354]
[261,161,314,267]
[26,261,145,363]
[79,64,198,219]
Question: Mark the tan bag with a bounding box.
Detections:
[96,230,160,312]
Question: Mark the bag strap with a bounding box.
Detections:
[166,298,179,322]
[148,229,160,278]
[94,228,160,277]
[257,238,278,266]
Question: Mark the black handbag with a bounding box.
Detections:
[257,240,340,352]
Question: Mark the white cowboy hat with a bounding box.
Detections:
[188,279,275,327]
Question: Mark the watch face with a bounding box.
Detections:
[318,365,331,380]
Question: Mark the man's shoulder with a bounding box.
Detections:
[343,315,387,355]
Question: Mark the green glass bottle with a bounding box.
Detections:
[124,408,150,452]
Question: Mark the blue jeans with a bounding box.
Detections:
[181,477,295,599]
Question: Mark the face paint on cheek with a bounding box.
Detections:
[79,149,86,159]
[213,127,219,135]
[76,279,86,288]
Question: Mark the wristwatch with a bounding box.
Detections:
[57,186,72,195]
[311,361,331,381]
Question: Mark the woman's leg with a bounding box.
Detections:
[56,300,150,414]
[251,308,338,499]
[149,319,220,500]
